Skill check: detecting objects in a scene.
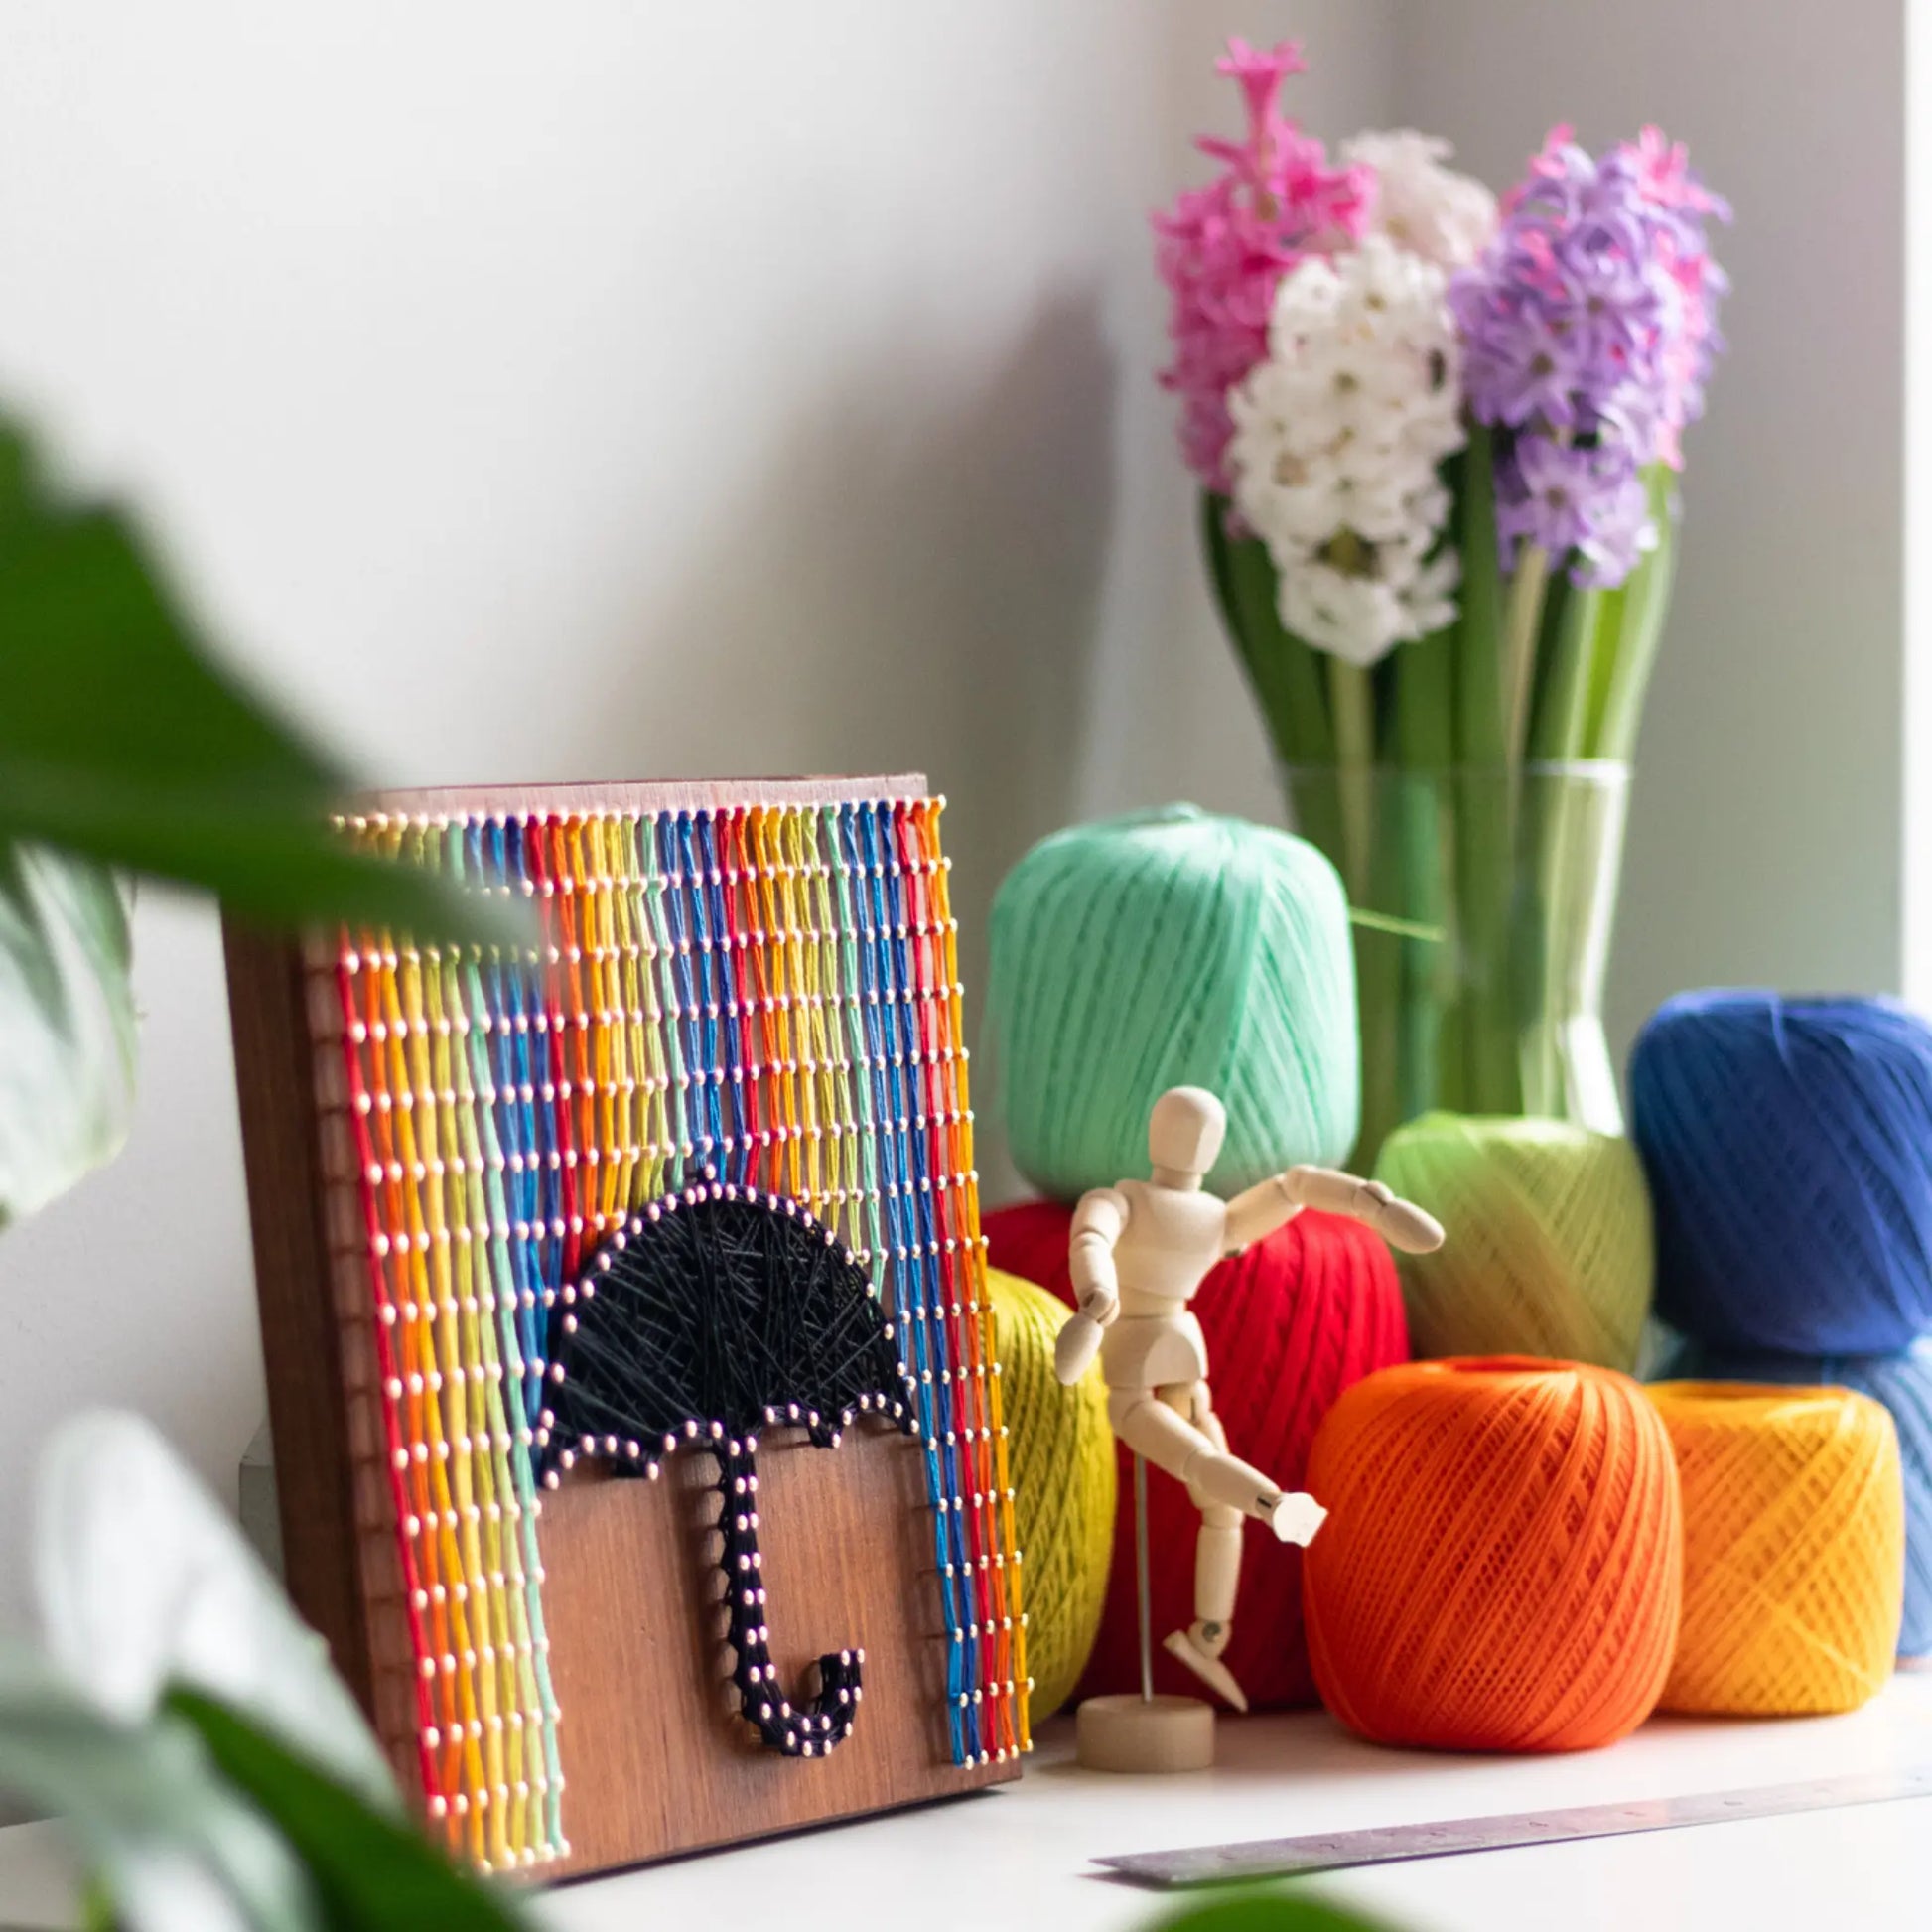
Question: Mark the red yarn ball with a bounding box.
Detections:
[985,1198,1409,1710]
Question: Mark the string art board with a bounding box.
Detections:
[222,776,1029,1880]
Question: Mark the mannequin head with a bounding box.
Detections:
[1148,1085,1227,1184]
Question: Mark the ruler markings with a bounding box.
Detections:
[1094,1765,1932,1887]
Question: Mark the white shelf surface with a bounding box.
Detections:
[4,1680,1932,1929]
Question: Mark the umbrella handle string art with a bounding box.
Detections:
[535,1181,922,1759]
[314,788,1028,1874]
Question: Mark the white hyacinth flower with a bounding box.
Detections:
[1344,129,1498,272]
[1228,233,1465,666]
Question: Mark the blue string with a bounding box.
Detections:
[657,814,720,1172]
[876,802,981,1755]
[852,803,973,1760]
[685,811,739,1171]
[466,820,550,1426]
[520,824,569,1377]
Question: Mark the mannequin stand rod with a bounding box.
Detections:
[1135,1452,1153,1703]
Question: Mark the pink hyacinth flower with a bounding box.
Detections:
[1152,38,1370,494]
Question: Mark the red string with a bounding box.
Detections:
[335,951,443,1810]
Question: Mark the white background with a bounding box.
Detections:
[0,0,1908,1679]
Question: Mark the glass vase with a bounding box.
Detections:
[1281,760,1631,1168]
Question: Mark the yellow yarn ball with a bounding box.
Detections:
[1648,1381,1905,1716]
[986,1266,1115,1719]
[1374,1113,1652,1370]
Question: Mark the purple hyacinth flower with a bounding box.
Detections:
[1497,434,1595,561]
[1451,123,1728,586]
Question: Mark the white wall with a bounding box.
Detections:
[0,0,1395,1661]
[1398,0,1908,1060]
[6,0,1894,1723]
[1906,2,1932,1010]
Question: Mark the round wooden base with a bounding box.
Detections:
[1074,1693,1215,1773]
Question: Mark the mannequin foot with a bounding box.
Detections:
[1163,1624,1250,1713]
[1268,1490,1327,1546]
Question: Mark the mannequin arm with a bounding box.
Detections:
[1055,1186,1130,1386]
[1223,1173,1303,1252]
[1224,1167,1446,1254]
[1068,1185,1129,1322]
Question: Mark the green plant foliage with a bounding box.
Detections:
[0,1648,322,1932]
[1141,1890,1403,1932]
[0,414,523,943]
[166,1688,533,1932]
[0,844,136,1225]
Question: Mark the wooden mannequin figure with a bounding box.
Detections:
[1055,1085,1443,1764]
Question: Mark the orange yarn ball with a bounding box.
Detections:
[1304,1356,1681,1752]
[1648,1381,1904,1716]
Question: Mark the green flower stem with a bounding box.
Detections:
[1501,544,1552,769]
[1592,466,1678,759]
[1522,582,1604,1113]
[1453,429,1505,766]
[1327,657,1376,898]
[1203,494,1334,763]
[1446,434,1521,1116]
[1326,654,1396,1161]
[1394,627,1459,1127]
[1531,582,1605,763]
[1201,493,1348,864]
[1201,439,1668,1163]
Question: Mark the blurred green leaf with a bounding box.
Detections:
[0,844,136,1226]
[1141,1891,1403,1932]
[0,414,526,948]
[165,1688,534,1932]
[0,1648,323,1932]
[37,1412,401,1816]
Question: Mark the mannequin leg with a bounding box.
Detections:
[1160,1403,1252,1710]
[1106,1387,1280,1523]
[1185,1408,1246,1644]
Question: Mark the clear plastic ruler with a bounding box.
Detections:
[1095,1766,1932,1888]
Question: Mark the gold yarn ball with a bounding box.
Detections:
[987,1266,1116,1719]
[1374,1113,1653,1370]
[1648,1381,1904,1716]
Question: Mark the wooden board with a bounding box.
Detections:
[540,1433,978,1875]
[222,773,1018,1880]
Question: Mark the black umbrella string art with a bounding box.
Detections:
[537,1176,919,1756]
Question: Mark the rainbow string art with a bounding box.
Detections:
[329,793,1028,1869]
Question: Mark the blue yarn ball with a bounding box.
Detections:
[1661,1336,1932,1660]
[1631,991,1932,1356]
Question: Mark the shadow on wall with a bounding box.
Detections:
[592,289,1119,1030]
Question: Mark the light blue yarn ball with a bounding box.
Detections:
[987,805,1360,1200]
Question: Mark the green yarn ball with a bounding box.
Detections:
[988,806,1359,1198]
[1374,1112,1655,1371]
[988,1267,1116,1719]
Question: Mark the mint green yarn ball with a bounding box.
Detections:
[987,805,1359,1198]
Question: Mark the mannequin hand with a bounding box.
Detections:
[1268,1491,1328,1547]
[1054,1310,1105,1386]
[1285,1167,1445,1254]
